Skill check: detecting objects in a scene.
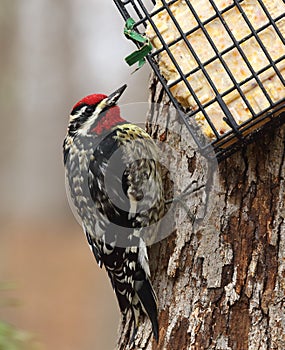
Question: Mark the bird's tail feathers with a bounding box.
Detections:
[134,270,159,342]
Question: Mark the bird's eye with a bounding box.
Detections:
[85,106,94,115]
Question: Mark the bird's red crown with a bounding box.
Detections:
[72,93,107,111]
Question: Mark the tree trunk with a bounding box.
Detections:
[116,75,285,350]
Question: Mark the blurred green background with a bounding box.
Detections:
[0,0,150,349]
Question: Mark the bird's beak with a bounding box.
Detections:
[106,84,127,107]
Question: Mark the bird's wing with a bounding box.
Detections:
[87,124,165,242]
[87,124,161,337]
[116,124,165,237]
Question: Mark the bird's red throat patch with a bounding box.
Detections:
[91,106,125,134]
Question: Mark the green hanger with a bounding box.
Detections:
[124,18,153,70]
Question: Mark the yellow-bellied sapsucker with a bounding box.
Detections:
[63,85,164,342]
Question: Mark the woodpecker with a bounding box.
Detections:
[63,84,164,342]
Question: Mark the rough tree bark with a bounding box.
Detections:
[116,75,285,350]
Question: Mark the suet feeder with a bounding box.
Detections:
[114,0,285,160]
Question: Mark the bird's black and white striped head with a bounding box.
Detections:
[67,84,127,137]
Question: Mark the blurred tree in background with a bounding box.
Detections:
[0,0,149,349]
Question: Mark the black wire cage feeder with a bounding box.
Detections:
[114,0,285,161]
